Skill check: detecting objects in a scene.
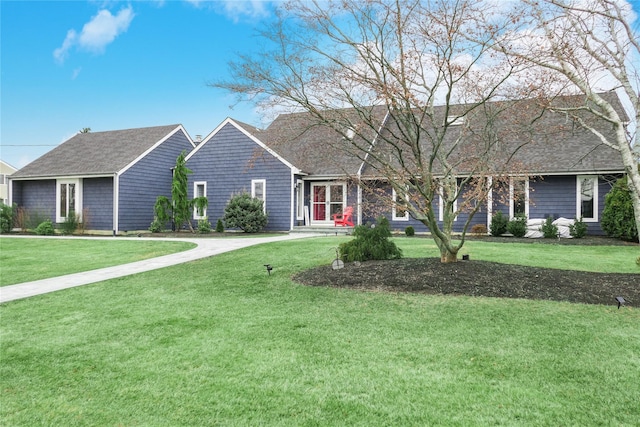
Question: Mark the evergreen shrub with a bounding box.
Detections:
[223,193,268,233]
[0,203,15,233]
[339,217,403,262]
[507,213,527,238]
[197,218,211,234]
[35,219,55,236]
[541,216,558,239]
[569,217,588,238]
[490,211,508,236]
[601,176,638,242]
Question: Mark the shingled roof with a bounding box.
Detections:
[12,124,185,179]
[253,92,627,178]
[257,106,389,176]
[361,91,627,177]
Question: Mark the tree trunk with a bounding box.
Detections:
[440,249,458,263]
[434,234,459,263]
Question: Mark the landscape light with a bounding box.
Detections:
[615,296,626,309]
[264,264,273,275]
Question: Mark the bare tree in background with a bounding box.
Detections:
[213,0,540,262]
[495,0,640,239]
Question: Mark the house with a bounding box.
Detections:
[186,93,629,235]
[184,107,389,231]
[1,160,18,205]
[10,125,194,234]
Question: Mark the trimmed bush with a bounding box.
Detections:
[404,226,415,236]
[507,213,527,238]
[215,219,224,233]
[223,193,268,233]
[197,218,212,234]
[541,216,558,238]
[601,176,638,242]
[0,203,15,233]
[149,219,164,233]
[569,217,588,238]
[339,217,403,262]
[490,211,508,236]
[35,219,55,236]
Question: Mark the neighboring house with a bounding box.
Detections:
[1,160,18,205]
[187,93,628,235]
[10,125,194,233]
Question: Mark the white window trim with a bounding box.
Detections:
[56,178,82,223]
[296,179,304,221]
[576,175,598,222]
[392,188,409,221]
[509,177,529,219]
[310,181,347,225]
[193,181,207,220]
[252,179,266,213]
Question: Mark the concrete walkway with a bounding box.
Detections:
[0,233,319,303]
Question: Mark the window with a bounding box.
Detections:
[296,180,304,220]
[193,181,207,219]
[577,176,598,222]
[252,179,266,213]
[0,174,5,185]
[509,177,529,218]
[56,179,82,223]
[392,188,409,221]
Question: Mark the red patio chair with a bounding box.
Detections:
[333,206,354,227]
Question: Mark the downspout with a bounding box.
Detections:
[113,172,119,236]
[290,169,295,231]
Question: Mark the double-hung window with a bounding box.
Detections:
[577,176,598,222]
[193,181,207,219]
[252,179,266,213]
[56,179,82,223]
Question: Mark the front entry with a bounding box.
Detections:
[310,182,346,225]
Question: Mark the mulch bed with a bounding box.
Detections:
[294,237,640,307]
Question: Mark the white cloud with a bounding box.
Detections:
[53,6,134,64]
[53,29,78,64]
[185,0,272,22]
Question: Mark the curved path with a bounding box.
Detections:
[0,234,319,304]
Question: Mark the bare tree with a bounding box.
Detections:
[213,0,537,262]
[495,0,640,239]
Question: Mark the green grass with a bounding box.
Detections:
[395,236,640,273]
[1,236,638,425]
[0,237,196,286]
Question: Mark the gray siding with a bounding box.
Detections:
[529,176,574,220]
[187,123,293,231]
[119,130,193,231]
[11,180,56,223]
[83,177,114,230]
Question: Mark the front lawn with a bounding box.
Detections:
[0,237,196,286]
[1,237,638,425]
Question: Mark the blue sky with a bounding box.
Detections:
[1,0,278,168]
[2,1,638,169]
